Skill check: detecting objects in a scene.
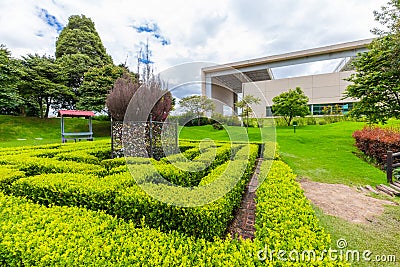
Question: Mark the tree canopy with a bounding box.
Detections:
[179,95,215,125]
[19,54,71,118]
[107,74,173,122]
[0,45,22,115]
[55,15,114,109]
[77,64,126,112]
[344,0,400,124]
[272,87,310,126]
[56,15,112,65]
[235,94,260,127]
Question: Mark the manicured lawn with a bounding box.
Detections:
[180,121,388,186]
[0,115,110,147]
[179,124,275,143]
[315,205,400,267]
[276,121,387,186]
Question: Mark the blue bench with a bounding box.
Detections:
[62,132,93,143]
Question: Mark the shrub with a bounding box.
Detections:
[212,122,224,130]
[352,126,400,165]
[255,160,347,265]
[0,166,25,193]
[55,151,100,164]
[0,192,258,266]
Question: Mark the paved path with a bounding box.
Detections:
[227,158,262,240]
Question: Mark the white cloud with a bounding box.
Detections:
[0,0,389,96]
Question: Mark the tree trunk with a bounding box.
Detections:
[287,116,293,126]
[44,97,51,119]
[198,112,201,126]
[38,97,44,119]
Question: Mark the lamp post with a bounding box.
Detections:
[293,121,297,133]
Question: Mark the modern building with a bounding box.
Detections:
[201,39,372,117]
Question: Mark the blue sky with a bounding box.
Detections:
[0,0,388,98]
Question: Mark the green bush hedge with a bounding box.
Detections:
[254,159,347,265]
[0,140,348,266]
[0,193,258,266]
[113,144,258,240]
[0,166,25,193]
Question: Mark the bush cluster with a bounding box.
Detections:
[254,156,347,266]
[0,140,346,265]
[0,192,258,266]
[352,126,400,164]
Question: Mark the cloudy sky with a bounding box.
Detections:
[0,0,388,96]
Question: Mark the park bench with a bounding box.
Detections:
[62,132,93,143]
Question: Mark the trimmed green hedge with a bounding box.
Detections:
[254,159,348,266]
[0,140,348,266]
[114,144,258,240]
[0,193,257,266]
[5,142,258,240]
[0,166,25,193]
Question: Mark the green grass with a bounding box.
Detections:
[314,205,400,267]
[276,121,387,186]
[179,124,275,143]
[0,115,110,147]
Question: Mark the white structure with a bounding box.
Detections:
[201,39,372,117]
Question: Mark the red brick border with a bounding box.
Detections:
[227,158,262,240]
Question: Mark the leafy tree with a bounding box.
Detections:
[272,87,310,126]
[55,15,112,65]
[0,45,23,115]
[77,64,125,112]
[56,15,113,108]
[344,1,400,124]
[19,54,71,118]
[179,95,215,126]
[235,94,261,128]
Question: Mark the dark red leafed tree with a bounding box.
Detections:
[106,73,173,121]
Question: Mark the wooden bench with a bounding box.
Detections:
[62,132,93,143]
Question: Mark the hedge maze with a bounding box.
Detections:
[0,140,347,266]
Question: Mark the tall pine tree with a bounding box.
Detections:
[55,15,113,109]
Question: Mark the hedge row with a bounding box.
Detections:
[255,159,348,266]
[0,166,25,193]
[0,155,107,177]
[115,159,255,239]
[7,144,258,240]
[0,156,346,266]
[0,192,258,266]
[151,144,243,187]
[352,126,400,164]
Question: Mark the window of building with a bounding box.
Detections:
[309,103,353,116]
[266,106,273,117]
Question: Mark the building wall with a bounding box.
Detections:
[242,71,355,118]
[211,84,235,115]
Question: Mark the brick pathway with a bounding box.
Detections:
[227,158,262,240]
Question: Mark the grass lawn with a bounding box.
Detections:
[276,121,387,186]
[179,124,275,143]
[315,205,400,267]
[0,115,110,147]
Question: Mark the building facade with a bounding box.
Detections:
[242,71,355,117]
[201,39,371,118]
